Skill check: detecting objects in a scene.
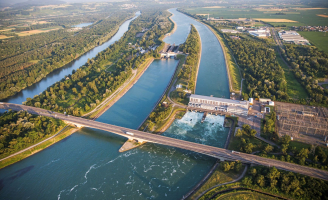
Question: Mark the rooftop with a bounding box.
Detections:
[190,94,248,106]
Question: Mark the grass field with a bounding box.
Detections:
[275,51,308,99]
[0,35,13,39]
[298,31,328,54]
[186,7,328,26]
[16,26,62,36]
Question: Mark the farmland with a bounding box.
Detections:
[185,6,328,26]
[15,26,63,36]
[298,31,328,54]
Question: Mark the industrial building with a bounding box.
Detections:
[221,29,239,33]
[188,94,249,116]
[278,30,310,45]
[248,28,271,37]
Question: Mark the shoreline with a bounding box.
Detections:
[137,58,182,130]
[91,57,155,120]
[194,26,202,93]
[162,11,177,40]
[0,126,79,169]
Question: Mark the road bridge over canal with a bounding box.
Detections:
[1,102,328,181]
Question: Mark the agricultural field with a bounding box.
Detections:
[298,31,328,54]
[0,35,13,39]
[185,6,328,26]
[15,26,63,36]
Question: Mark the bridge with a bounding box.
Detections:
[2,102,328,181]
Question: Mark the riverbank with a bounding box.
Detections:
[138,57,185,131]
[0,126,79,169]
[162,12,177,41]
[193,18,242,95]
[89,57,155,119]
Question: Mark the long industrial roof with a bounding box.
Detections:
[190,94,248,105]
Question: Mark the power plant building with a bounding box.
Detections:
[188,94,249,116]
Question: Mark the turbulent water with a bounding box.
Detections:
[0,8,230,200]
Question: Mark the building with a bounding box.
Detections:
[221,29,239,33]
[160,43,179,58]
[259,98,271,104]
[248,28,271,37]
[278,30,310,45]
[188,94,249,116]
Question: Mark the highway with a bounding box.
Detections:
[2,102,328,181]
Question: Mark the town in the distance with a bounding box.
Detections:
[0,0,328,199]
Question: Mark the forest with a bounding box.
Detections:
[0,11,133,100]
[25,9,172,116]
[222,33,288,101]
[0,110,65,159]
[284,45,328,105]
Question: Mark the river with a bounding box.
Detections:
[3,11,141,105]
[0,8,230,200]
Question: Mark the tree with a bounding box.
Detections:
[256,175,266,187]
[242,176,252,186]
[250,168,257,177]
[250,129,257,137]
[280,135,291,145]
[235,129,243,137]
[264,145,274,154]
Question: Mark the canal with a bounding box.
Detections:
[0,8,230,200]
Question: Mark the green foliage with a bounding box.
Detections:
[223,33,288,100]
[243,166,328,200]
[178,25,200,92]
[0,110,64,158]
[285,44,328,105]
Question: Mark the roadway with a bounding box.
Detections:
[2,102,328,181]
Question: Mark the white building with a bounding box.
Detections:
[278,30,309,44]
[188,94,249,116]
[248,28,271,37]
[221,29,239,33]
